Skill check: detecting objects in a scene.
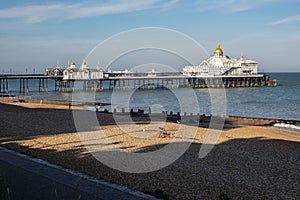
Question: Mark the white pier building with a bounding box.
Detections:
[183,44,258,77]
[63,61,103,80]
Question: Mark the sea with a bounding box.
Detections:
[4,73,300,126]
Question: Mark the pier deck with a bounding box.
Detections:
[0,73,273,94]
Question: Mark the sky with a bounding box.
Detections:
[0,0,300,73]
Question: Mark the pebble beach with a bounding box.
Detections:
[0,98,299,199]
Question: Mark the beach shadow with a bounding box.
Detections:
[1,133,300,200]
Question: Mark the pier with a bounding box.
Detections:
[0,43,278,94]
[0,74,62,94]
[0,73,275,94]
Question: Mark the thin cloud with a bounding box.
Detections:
[195,0,282,13]
[268,15,300,25]
[0,38,100,49]
[162,0,181,8]
[0,0,179,23]
[0,4,64,23]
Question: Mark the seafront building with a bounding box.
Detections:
[183,44,258,77]
[62,61,104,80]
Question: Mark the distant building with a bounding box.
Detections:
[147,69,160,77]
[183,43,258,77]
[106,68,134,77]
[63,61,103,80]
[44,63,63,76]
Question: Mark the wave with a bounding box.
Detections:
[272,123,300,132]
[83,105,111,112]
[83,106,96,112]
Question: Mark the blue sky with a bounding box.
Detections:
[0,0,300,72]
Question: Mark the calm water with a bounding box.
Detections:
[6,73,300,121]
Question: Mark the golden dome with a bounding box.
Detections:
[71,60,75,65]
[82,61,87,65]
[214,43,223,53]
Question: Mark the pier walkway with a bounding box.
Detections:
[0,73,274,93]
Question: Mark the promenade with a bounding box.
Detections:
[0,147,156,200]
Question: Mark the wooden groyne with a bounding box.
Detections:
[95,107,299,127]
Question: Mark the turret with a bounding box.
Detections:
[81,61,88,70]
[240,52,244,60]
[69,60,76,69]
[214,43,223,57]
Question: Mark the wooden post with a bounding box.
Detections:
[46,79,48,93]
[26,79,29,93]
[54,80,57,92]
[19,79,21,93]
[2,79,4,93]
[5,79,8,93]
